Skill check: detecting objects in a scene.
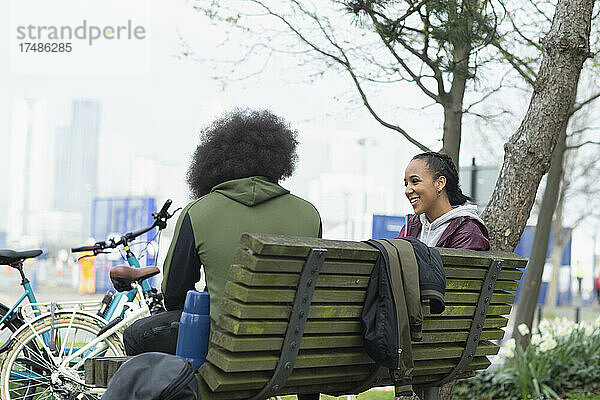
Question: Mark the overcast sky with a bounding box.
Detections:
[3,0,600,288]
[0,0,492,174]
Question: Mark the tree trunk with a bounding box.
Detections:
[511,120,567,349]
[441,101,463,168]
[546,225,566,312]
[545,170,569,312]
[441,45,470,167]
[481,0,594,252]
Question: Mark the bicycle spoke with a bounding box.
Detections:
[59,311,77,359]
[10,336,55,371]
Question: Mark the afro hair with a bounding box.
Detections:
[186,108,299,199]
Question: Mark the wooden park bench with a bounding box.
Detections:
[86,233,525,400]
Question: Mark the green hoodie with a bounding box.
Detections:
[161,176,321,322]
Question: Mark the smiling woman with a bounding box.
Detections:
[401,152,490,250]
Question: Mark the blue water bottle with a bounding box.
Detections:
[175,290,210,370]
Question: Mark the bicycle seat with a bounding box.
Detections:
[0,249,43,266]
[109,265,160,292]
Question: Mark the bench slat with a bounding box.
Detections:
[220,298,512,320]
[216,314,508,335]
[211,329,505,352]
[241,233,379,260]
[228,267,518,291]
[437,247,527,268]
[198,362,484,393]
[206,341,498,372]
[234,249,375,275]
[241,233,527,267]
[225,282,516,304]
[235,250,524,279]
[229,267,370,288]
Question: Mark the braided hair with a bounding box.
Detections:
[412,152,472,207]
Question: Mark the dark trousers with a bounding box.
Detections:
[123,309,183,356]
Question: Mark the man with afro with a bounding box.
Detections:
[123,108,322,356]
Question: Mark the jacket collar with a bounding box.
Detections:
[405,214,488,247]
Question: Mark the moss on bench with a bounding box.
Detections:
[197,233,526,399]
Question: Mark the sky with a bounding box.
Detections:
[0,0,453,232]
[1,0,598,286]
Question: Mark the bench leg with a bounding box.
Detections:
[423,387,439,400]
[414,386,439,400]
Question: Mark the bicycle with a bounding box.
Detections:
[70,199,177,322]
[0,265,158,399]
[0,199,177,399]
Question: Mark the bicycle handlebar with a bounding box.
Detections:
[70,245,99,253]
[71,199,175,254]
[157,199,172,219]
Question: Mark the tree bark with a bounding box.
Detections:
[545,223,567,312]
[441,45,470,167]
[481,0,594,252]
[511,119,567,349]
[545,168,569,312]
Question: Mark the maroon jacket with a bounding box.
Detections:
[399,214,490,250]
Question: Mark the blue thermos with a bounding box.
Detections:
[175,290,210,370]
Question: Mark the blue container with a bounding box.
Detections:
[175,290,210,370]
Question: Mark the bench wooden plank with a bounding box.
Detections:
[235,250,524,280]
[228,267,518,291]
[199,362,484,393]
[211,329,505,352]
[241,233,379,260]
[437,247,527,268]
[444,266,522,281]
[229,267,370,288]
[206,342,499,372]
[241,233,527,267]
[225,282,516,304]
[220,298,512,320]
[444,291,515,304]
[234,249,375,275]
[216,314,508,335]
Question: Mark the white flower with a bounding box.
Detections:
[538,319,551,333]
[539,337,557,352]
[581,322,595,336]
[506,338,516,350]
[518,323,530,336]
[498,338,516,359]
[498,346,514,359]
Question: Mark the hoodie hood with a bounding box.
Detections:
[211,176,289,207]
[419,204,483,247]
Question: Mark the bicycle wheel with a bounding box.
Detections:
[0,303,24,348]
[0,313,125,400]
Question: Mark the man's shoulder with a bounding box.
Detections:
[282,193,320,216]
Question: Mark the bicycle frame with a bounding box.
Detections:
[101,244,154,322]
[0,262,46,353]
[0,281,39,326]
[9,283,150,388]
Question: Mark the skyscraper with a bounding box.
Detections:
[7,98,53,243]
[54,100,101,237]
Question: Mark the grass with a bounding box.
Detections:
[280,389,395,400]
[278,388,600,400]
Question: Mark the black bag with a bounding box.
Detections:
[361,238,445,397]
[101,352,200,400]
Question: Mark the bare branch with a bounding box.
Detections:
[566,140,600,150]
[492,40,536,86]
[365,10,442,102]
[244,0,429,151]
[569,91,600,116]
[464,69,512,112]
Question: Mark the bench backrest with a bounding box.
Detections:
[197,233,526,399]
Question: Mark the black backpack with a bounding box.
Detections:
[101,352,200,400]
